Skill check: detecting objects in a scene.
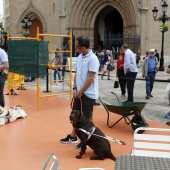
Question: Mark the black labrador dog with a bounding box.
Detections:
[70,110,116,161]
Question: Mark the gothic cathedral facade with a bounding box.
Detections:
[3,0,170,55]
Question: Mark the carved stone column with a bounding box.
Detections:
[59,0,66,35]
[138,0,148,54]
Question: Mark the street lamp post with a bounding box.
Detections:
[152,2,170,71]
[2,31,8,52]
[20,15,32,37]
[1,27,4,47]
[1,28,8,52]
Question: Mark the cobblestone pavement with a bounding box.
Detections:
[24,56,170,125]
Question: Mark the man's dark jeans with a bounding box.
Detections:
[126,72,137,102]
[0,73,7,107]
[118,70,126,95]
[145,72,155,95]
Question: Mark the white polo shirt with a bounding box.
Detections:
[124,49,138,74]
[75,50,99,99]
[0,48,8,73]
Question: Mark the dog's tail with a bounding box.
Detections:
[109,153,116,161]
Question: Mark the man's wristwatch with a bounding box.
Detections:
[73,86,77,90]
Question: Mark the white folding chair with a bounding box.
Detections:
[131,127,170,158]
[41,153,61,170]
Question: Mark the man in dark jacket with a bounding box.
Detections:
[155,49,159,62]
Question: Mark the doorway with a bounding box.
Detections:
[30,19,43,40]
[94,5,123,50]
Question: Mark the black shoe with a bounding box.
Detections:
[148,94,153,97]
[166,121,170,126]
[107,78,111,80]
[76,142,82,149]
[60,134,78,144]
[146,95,150,99]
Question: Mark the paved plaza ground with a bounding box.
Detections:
[1,56,170,170]
[25,55,170,126]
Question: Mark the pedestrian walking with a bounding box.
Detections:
[51,48,63,85]
[62,49,70,79]
[136,50,141,68]
[155,49,160,62]
[101,50,113,80]
[121,44,138,102]
[116,48,126,100]
[142,49,158,99]
[165,66,170,125]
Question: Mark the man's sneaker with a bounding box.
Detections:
[60,134,78,144]
[165,112,170,118]
[56,82,61,86]
[76,142,81,149]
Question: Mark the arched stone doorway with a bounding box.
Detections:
[30,19,43,40]
[67,0,139,52]
[94,5,123,50]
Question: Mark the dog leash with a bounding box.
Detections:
[70,98,83,113]
[78,128,126,145]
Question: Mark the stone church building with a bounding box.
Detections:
[2,0,170,56]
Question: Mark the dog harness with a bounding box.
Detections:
[78,127,126,145]
[78,127,96,140]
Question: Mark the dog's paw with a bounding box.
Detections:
[76,155,82,159]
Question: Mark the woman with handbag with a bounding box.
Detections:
[101,50,113,80]
[116,49,126,100]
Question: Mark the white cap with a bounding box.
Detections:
[149,49,155,52]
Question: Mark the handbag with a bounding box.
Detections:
[154,58,158,73]
[107,63,115,71]
[114,79,119,88]
[164,83,170,99]
[154,67,158,73]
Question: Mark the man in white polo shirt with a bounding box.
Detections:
[121,44,138,102]
[60,36,100,148]
[0,47,9,107]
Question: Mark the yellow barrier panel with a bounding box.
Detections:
[8,73,24,88]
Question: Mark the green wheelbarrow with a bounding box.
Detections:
[99,92,149,133]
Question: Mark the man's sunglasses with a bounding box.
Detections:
[150,52,154,54]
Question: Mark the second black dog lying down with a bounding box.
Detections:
[70,110,116,161]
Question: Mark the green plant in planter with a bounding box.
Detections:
[159,24,169,32]
[23,31,30,37]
